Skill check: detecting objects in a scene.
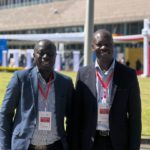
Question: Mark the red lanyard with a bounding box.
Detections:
[96,70,113,101]
[96,70,113,90]
[38,76,52,100]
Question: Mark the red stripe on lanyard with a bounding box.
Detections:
[96,70,113,89]
[96,70,113,102]
[38,76,52,100]
[38,82,51,100]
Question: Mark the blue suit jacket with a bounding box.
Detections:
[0,67,74,150]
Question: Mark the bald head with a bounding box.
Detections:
[93,29,113,46]
[34,39,56,52]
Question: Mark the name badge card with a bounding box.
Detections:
[98,103,110,127]
[39,111,51,131]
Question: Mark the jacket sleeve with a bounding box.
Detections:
[65,78,75,149]
[0,72,20,149]
[128,71,141,150]
[69,70,84,150]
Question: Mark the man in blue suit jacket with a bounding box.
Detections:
[0,40,74,150]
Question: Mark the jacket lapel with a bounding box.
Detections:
[110,83,117,106]
[86,64,97,98]
[53,72,61,133]
[29,67,38,115]
[111,61,120,105]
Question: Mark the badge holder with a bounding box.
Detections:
[39,111,52,131]
[97,101,110,129]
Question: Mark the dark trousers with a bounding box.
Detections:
[28,140,63,150]
[92,133,113,150]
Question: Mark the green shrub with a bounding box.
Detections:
[0,66,24,72]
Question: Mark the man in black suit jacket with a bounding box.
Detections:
[71,29,141,150]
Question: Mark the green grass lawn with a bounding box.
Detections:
[0,71,150,136]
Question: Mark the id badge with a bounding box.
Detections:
[39,111,51,131]
[98,103,109,126]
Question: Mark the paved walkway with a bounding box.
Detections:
[141,136,150,149]
[140,144,150,150]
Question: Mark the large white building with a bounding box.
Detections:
[0,0,150,49]
[1,0,150,75]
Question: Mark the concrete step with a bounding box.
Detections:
[141,136,150,144]
[140,144,150,150]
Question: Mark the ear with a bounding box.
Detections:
[91,43,96,51]
[91,37,96,51]
[32,52,36,62]
[33,52,35,58]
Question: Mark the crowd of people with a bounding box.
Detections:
[0,29,141,150]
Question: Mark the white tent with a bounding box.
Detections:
[0,31,149,76]
[0,32,84,43]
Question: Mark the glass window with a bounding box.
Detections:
[77,26,83,32]
[138,22,143,34]
[130,22,139,34]
[127,22,140,35]
[105,24,112,32]
[0,0,65,9]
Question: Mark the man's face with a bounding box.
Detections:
[92,31,113,63]
[33,41,56,71]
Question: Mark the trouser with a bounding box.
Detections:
[92,131,113,150]
[28,140,63,150]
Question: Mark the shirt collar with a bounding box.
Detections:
[95,59,115,75]
[36,66,56,84]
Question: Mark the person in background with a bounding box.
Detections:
[0,39,74,150]
[71,29,141,150]
[19,54,27,67]
[126,60,130,67]
[136,59,143,75]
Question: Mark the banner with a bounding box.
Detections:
[0,39,8,65]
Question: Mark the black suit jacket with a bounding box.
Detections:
[71,61,141,150]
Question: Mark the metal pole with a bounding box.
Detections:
[143,34,149,77]
[84,0,94,66]
[142,19,149,77]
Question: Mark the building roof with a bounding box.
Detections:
[0,0,150,31]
